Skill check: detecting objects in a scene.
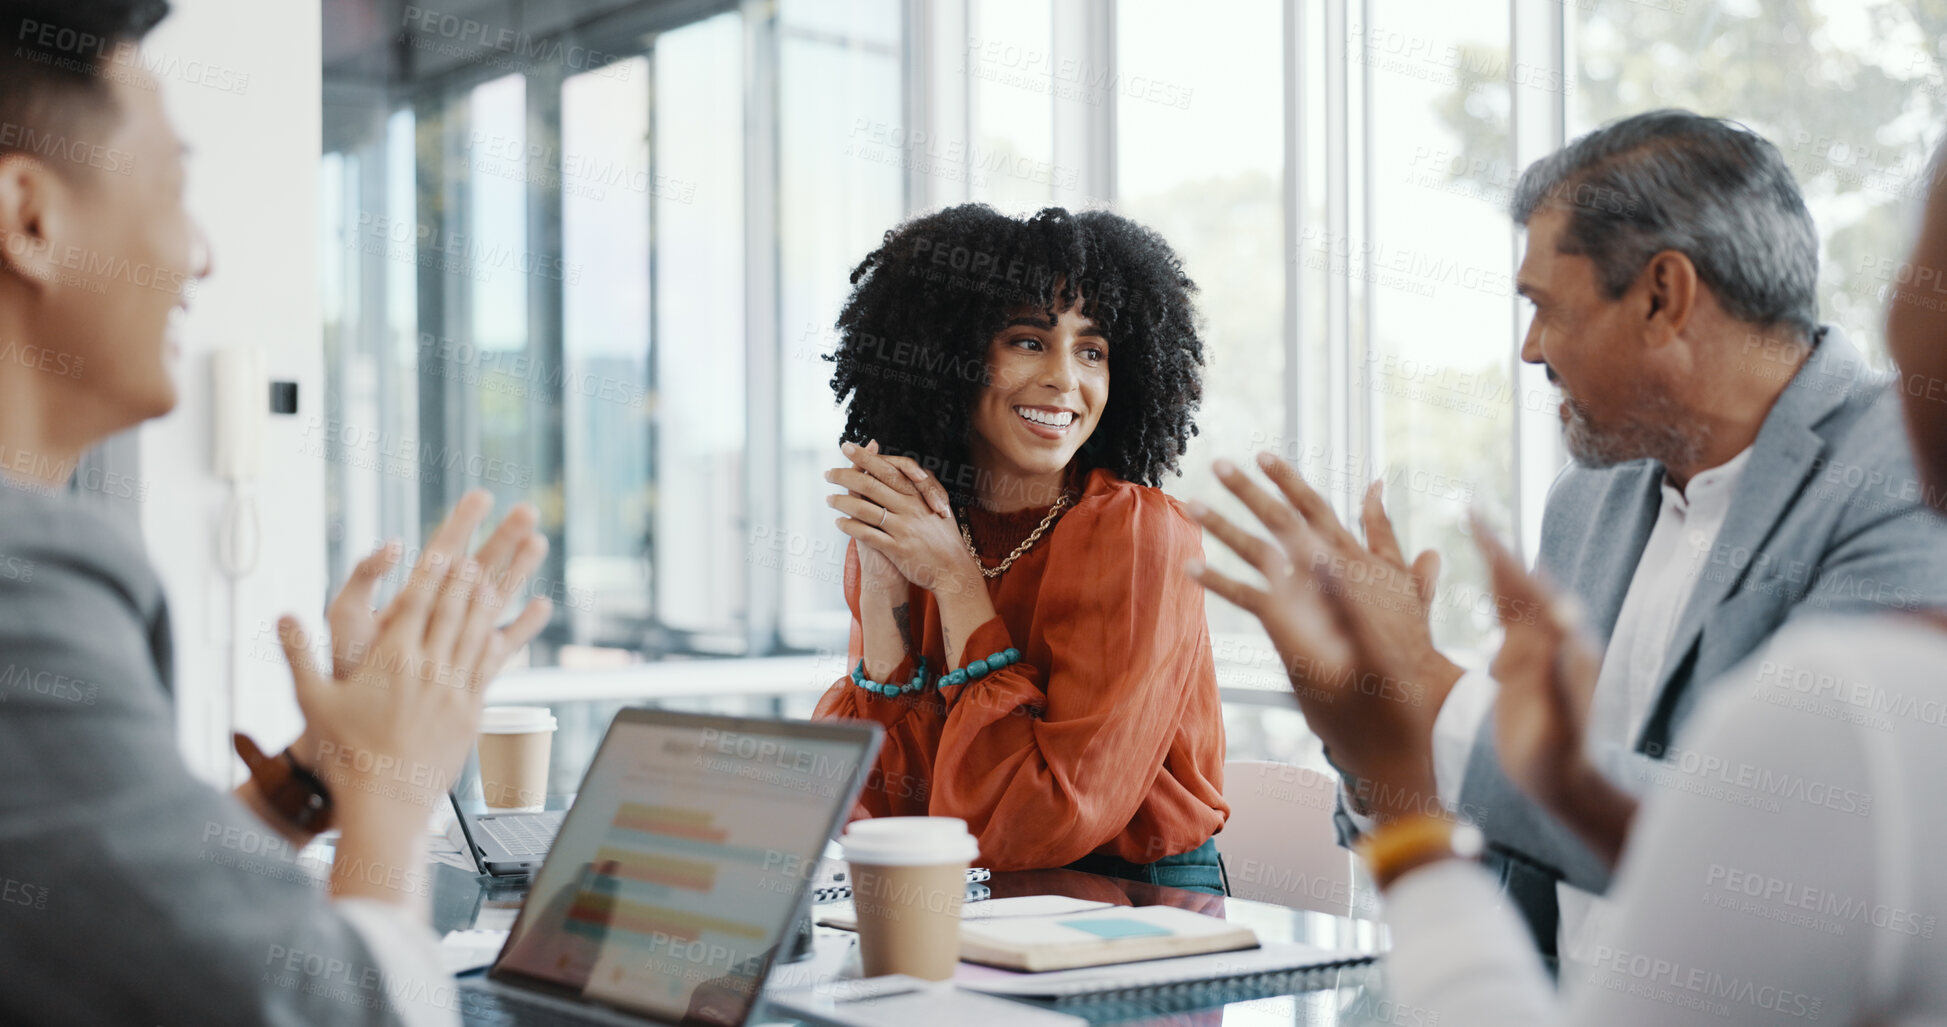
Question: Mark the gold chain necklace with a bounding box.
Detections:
[960,491,1076,578]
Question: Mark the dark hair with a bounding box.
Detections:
[0,1,171,172]
[827,204,1204,500]
[1511,109,1819,341]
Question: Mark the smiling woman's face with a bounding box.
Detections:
[967,299,1109,507]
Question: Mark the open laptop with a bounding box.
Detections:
[461,708,882,1026]
[451,791,567,877]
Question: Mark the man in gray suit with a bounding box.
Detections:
[0,1,551,1022]
[1188,109,1947,954]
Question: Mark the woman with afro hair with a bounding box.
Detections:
[814,204,1230,892]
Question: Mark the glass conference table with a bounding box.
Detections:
[434,860,1402,1026]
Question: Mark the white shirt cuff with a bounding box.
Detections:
[1341,779,1380,836]
[1432,669,1499,804]
[1383,859,1557,1027]
[336,898,462,1027]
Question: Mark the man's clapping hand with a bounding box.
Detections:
[1185,453,1458,820]
[280,490,552,819]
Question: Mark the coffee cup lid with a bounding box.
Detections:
[479,706,558,734]
[840,817,979,866]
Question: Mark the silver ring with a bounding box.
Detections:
[878,506,890,528]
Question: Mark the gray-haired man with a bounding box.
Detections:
[1213,109,1947,955]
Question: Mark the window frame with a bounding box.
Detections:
[322,0,1569,705]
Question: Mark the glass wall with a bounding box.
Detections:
[561,57,651,655]
[1357,1,1517,654]
[322,0,1938,765]
[967,0,1058,213]
[776,0,906,647]
[651,14,748,651]
[1114,0,1298,757]
[1572,0,1947,364]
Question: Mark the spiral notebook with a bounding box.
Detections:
[957,904,1261,972]
[950,940,1375,1000]
[810,865,991,904]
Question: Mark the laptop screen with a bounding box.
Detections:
[492,711,878,1026]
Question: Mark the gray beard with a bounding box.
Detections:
[1561,387,1707,471]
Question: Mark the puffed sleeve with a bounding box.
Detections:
[930,489,1218,869]
[812,541,945,817]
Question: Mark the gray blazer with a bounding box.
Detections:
[0,482,419,1024]
[1338,327,1947,947]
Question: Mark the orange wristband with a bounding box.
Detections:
[1357,813,1468,890]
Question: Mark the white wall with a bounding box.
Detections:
[142,0,324,784]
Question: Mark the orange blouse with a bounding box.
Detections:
[814,467,1229,871]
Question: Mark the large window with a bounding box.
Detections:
[1572,1,1947,365]
[776,0,905,647]
[1116,0,1285,645]
[651,14,748,651]
[327,3,761,666]
[1357,1,1518,653]
[561,57,651,654]
[967,0,1058,213]
[323,1,1940,767]
[1113,0,1300,758]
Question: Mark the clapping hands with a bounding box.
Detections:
[280,490,553,812]
[825,440,976,596]
[1184,452,1632,858]
[1185,453,1459,819]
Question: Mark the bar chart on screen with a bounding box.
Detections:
[495,717,867,1019]
[573,804,774,1007]
[581,745,847,1012]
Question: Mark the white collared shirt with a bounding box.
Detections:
[1430,447,1756,797]
[1575,445,1752,786]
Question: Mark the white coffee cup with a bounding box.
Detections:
[476,706,557,812]
[841,817,980,980]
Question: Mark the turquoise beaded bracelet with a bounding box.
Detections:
[937,647,1022,688]
[852,656,930,696]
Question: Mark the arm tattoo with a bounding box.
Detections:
[941,623,961,670]
[891,602,915,658]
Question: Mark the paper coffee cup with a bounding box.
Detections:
[477,706,557,811]
[841,817,980,980]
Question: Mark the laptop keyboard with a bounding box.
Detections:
[480,812,564,857]
[463,984,609,1026]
